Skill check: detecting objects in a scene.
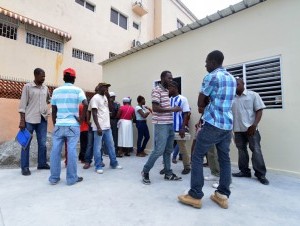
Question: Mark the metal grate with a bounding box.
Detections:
[72,48,94,62]
[227,57,282,109]
[26,32,63,53]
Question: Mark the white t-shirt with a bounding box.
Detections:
[89,94,111,131]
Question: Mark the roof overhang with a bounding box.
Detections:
[0,7,72,41]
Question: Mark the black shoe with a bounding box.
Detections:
[232,171,251,178]
[142,172,151,185]
[257,176,269,185]
[21,168,31,176]
[159,169,166,175]
[77,177,83,183]
[182,168,191,175]
[164,173,182,181]
[37,164,50,170]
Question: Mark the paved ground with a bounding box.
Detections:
[0,155,299,226]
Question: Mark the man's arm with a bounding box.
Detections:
[197,93,209,114]
[152,102,181,113]
[19,85,28,129]
[92,108,102,136]
[80,99,88,123]
[247,109,263,136]
[52,105,57,126]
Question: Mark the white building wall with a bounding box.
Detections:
[102,0,300,174]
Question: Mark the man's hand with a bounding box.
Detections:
[173,106,182,112]
[19,120,26,130]
[97,128,102,136]
[179,128,185,138]
[247,124,257,136]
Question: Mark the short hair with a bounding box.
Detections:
[168,80,178,89]
[207,50,224,65]
[63,74,75,83]
[34,68,45,76]
[160,70,171,79]
[137,95,145,103]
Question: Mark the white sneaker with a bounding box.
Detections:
[212,182,233,189]
[204,175,219,181]
[96,169,104,174]
[113,164,123,169]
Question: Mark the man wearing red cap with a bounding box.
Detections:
[49,68,88,185]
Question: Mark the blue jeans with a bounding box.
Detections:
[21,117,47,169]
[84,126,103,164]
[93,129,118,170]
[189,122,232,199]
[234,130,266,178]
[136,120,150,153]
[49,126,80,185]
[172,143,179,159]
[143,124,174,176]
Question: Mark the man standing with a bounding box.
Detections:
[178,50,236,209]
[168,81,191,175]
[90,83,122,174]
[109,91,120,155]
[141,71,182,185]
[232,78,269,185]
[49,68,87,185]
[19,68,50,176]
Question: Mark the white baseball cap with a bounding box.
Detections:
[109,92,116,97]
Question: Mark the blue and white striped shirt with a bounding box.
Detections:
[201,67,236,130]
[51,83,86,126]
[170,95,190,132]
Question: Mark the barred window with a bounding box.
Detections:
[227,57,282,109]
[72,48,94,63]
[75,0,95,12]
[110,8,127,30]
[26,32,63,53]
[0,14,18,40]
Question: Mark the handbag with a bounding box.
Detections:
[15,128,32,150]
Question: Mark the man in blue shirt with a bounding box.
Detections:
[49,68,88,185]
[178,50,236,209]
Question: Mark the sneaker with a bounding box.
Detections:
[142,172,151,185]
[112,164,123,169]
[172,159,177,164]
[21,168,31,176]
[37,163,50,170]
[50,179,60,185]
[77,177,83,183]
[204,175,219,181]
[212,182,233,189]
[178,194,202,208]
[232,171,251,178]
[164,173,182,181]
[181,168,191,175]
[257,176,269,185]
[96,169,104,174]
[83,163,91,169]
[210,191,229,209]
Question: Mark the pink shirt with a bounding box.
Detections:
[119,105,135,120]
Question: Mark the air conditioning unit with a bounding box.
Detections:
[132,39,142,48]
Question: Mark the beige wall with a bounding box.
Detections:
[102,0,300,174]
[0,0,196,90]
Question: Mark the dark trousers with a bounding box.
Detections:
[136,121,150,153]
[234,130,267,178]
[110,118,118,154]
[79,131,88,161]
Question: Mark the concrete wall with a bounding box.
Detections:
[102,0,300,174]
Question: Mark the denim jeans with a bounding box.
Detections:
[136,120,150,153]
[21,117,47,169]
[189,122,232,199]
[143,124,174,176]
[111,118,119,153]
[93,129,118,170]
[234,130,266,178]
[49,126,80,185]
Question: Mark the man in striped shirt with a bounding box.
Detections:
[168,81,191,175]
[141,71,182,185]
[178,50,236,209]
[49,68,88,185]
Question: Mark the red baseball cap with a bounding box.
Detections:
[63,68,76,77]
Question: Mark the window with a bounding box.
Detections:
[133,22,139,30]
[75,0,95,12]
[227,57,282,109]
[0,14,18,40]
[26,32,63,53]
[110,8,127,30]
[177,19,184,29]
[72,48,94,62]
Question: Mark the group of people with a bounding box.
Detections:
[18,49,269,209]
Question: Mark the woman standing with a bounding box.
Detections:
[117,97,135,157]
[135,95,152,157]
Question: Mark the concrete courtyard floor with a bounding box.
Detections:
[0,155,299,226]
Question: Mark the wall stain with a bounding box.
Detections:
[55,54,63,85]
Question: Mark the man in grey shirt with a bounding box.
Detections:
[232,78,269,185]
[19,68,50,176]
